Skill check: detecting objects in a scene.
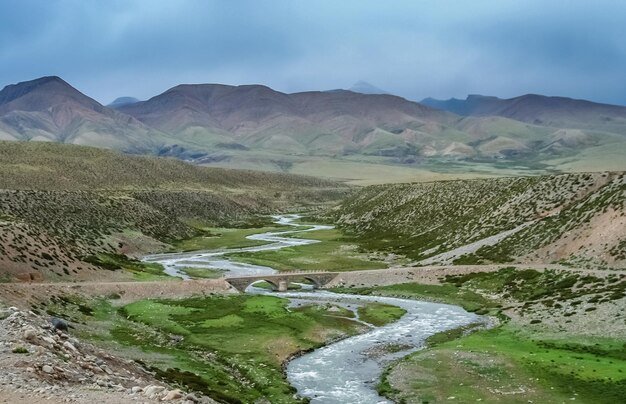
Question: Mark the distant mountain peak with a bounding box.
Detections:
[0,76,77,106]
[466,94,499,101]
[108,96,141,108]
[349,81,388,95]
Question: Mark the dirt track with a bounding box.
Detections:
[325,264,624,288]
[0,278,235,308]
[2,264,622,309]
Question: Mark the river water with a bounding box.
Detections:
[144,215,481,403]
[142,214,332,279]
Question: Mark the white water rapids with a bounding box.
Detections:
[143,215,482,403]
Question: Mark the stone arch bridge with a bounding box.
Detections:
[226,271,339,292]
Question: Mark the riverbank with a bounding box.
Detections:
[2,215,484,403]
[21,290,419,403]
[335,267,626,403]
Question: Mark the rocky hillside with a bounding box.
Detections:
[335,172,626,269]
[0,305,213,403]
[0,142,347,282]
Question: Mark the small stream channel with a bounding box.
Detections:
[143,215,482,403]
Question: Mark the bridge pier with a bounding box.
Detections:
[278,280,288,292]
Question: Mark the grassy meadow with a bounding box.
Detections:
[380,325,625,403]
[228,228,388,272]
[38,292,404,403]
[171,225,287,252]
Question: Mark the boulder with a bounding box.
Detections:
[143,385,166,397]
[63,341,78,353]
[184,393,201,403]
[42,365,54,374]
[51,317,69,332]
[163,389,184,400]
[23,326,38,340]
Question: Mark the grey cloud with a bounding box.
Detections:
[0,0,624,105]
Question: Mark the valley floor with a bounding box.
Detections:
[1,214,624,403]
[2,262,625,404]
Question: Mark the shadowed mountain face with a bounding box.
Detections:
[422,94,626,133]
[0,76,169,152]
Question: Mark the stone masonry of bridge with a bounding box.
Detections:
[226,272,340,292]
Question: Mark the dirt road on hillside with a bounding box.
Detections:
[1,264,622,309]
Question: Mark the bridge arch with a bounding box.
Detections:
[300,276,322,288]
[225,272,340,293]
[246,279,280,291]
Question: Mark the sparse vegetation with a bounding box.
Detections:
[334,172,626,268]
[356,303,406,326]
[0,142,347,280]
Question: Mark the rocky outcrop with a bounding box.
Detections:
[0,306,215,403]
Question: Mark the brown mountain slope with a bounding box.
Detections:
[2,76,626,179]
[0,76,172,152]
[120,84,453,154]
[122,83,567,159]
[120,82,626,167]
[119,84,450,133]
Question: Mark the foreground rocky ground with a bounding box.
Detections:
[0,306,215,404]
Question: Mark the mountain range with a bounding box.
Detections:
[1,76,625,181]
[421,94,626,133]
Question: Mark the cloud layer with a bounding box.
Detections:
[1,0,625,105]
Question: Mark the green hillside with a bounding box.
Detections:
[334,172,626,268]
[0,142,348,281]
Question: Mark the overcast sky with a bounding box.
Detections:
[1,0,625,105]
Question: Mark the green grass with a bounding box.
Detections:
[332,282,496,314]
[82,294,369,403]
[82,253,177,281]
[381,325,626,404]
[357,303,406,326]
[39,294,115,324]
[228,228,388,272]
[171,225,288,251]
[12,346,29,354]
[373,302,626,404]
[179,267,225,279]
[345,271,626,404]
